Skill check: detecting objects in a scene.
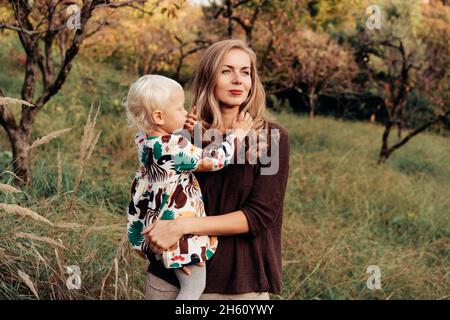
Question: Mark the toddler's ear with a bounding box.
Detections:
[151,110,164,126]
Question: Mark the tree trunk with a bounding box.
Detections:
[397,122,403,139]
[245,27,253,47]
[379,111,450,164]
[378,120,393,164]
[9,129,32,186]
[226,0,233,38]
[309,91,318,118]
[1,0,140,186]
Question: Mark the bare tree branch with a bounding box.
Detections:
[96,0,161,15]
[379,109,450,163]
[0,23,37,35]
[0,89,19,134]
[173,36,212,81]
[1,0,175,185]
[85,20,111,38]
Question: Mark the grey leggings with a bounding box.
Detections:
[145,272,270,300]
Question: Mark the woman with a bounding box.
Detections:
[142,39,290,300]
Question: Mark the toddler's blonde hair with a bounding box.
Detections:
[123,74,183,132]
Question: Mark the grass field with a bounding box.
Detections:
[1,39,449,299]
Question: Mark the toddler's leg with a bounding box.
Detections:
[174,265,206,300]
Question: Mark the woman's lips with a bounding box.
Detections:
[229,90,243,95]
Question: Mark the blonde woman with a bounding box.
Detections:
[142,39,290,300]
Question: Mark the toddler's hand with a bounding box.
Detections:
[231,111,253,142]
[184,105,198,132]
[181,261,205,276]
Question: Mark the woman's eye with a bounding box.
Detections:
[242,71,250,76]
[222,69,231,74]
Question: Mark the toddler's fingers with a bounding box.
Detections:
[182,266,191,275]
[187,113,197,121]
[141,224,154,235]
[149,240,165,254]
[184,119,196,130]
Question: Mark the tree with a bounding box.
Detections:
[353,0,450,163]
[301,0,362,32]
[216,0,361,117]
[0,0,180,186]
[268,28,360,118]
[203,0,279,46]
[83,1,211,83]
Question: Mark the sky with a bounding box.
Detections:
[189,0,212,6]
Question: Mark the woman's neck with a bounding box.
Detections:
[219,104,240,134]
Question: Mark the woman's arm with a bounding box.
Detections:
[180,210,249,236]
[142,211,250,254]
[144,125,290,254]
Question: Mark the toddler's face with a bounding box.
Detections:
[162,88,188,133]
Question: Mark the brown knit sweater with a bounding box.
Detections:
[148,121,290,294]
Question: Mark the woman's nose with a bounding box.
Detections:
[232,72,242,84]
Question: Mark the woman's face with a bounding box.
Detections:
[214,48,252,109]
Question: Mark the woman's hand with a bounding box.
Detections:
[142,219,185,254]
[142,219,204,276]
[184,105,198,133]
[231,111,253,142]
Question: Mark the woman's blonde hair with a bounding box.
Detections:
[123,74,183,132]
[191,39,275,132]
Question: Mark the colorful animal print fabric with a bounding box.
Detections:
[127,131,237,268]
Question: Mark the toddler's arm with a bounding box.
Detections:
[134,131,237,172]
[175,110,253,172]
[173,134,237,172]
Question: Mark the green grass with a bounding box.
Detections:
[279,115,449,299]
[1,37,449,299]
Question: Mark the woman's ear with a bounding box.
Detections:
[151,110,164,126]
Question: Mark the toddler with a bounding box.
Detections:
[124,74,252,299]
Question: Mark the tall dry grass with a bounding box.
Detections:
[277,113,450,300]
[68,104,101,215]
[1,51,448,299]
[27,128,72,152]
[0,101,142,300]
